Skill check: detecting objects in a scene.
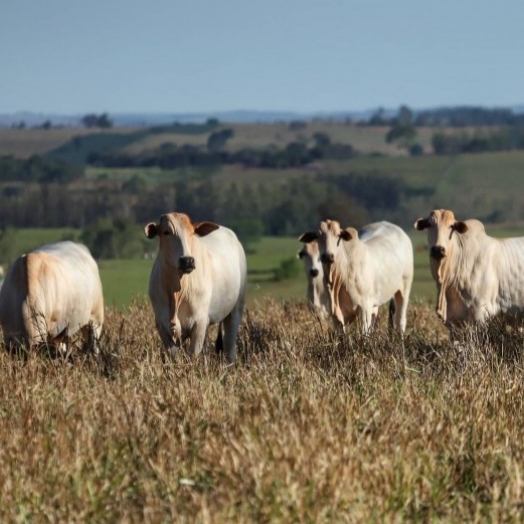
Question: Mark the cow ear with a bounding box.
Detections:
[298,231,317,243]
[452,221,468,234]
[339,227,356,242]
[414,218,430,230]
[194,221,220,237]
[144,222,158,239]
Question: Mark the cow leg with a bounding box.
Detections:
[393,290,408,335]
[156,322,180,359]
[188,322,207,359]
[359,306,374,335]
[222,312,243,364]
[80,322,101,355]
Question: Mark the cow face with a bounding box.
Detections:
[299,220,356,267]
[144,213,219,274]
[297,241,323,279]
[414,209,468,261]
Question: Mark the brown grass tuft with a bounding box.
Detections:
[0,298,524,521]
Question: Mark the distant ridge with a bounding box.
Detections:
[0,109,373,128]
[1,105,523,128]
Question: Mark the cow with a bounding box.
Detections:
[299,220,413,335]
[0,241,104,352]
[144,212,247,364]
[297,240,331,318]
[414,208,524,329]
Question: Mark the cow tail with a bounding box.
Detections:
[388,298,395,334]
[215,323,224,354]
[22,253,47,347]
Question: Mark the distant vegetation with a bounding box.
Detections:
[1,106,524,265]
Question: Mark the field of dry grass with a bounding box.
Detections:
[1,299,524,522]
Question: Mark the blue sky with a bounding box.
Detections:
[1,0,523,114]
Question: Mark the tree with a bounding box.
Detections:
[385,106,417,149]
[312,132,331,147]
[80,218,145,259]
[81,113,113,128]
[207,128,234,151]
[227,218,264,253]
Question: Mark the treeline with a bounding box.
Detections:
[0,155,83,184]
[0,170,411,253]
[432,127,524,155]
[368,105,524,127]
[86,139,355,170]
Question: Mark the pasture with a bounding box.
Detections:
[1,299,524,521]
[11,224,524,309]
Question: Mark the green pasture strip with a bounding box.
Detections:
[8,227,524,311]
[98,259,152,309]
[13,228,79,253]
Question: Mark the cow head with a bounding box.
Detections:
[299,220,358,267]
[297,240,323,279]
[414,209,468,261]
[144,212,219,274]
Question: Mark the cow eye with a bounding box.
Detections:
[163,231,170,236]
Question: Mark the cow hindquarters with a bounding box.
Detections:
[21,298,47,348]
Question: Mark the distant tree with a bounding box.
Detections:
[81,114,99,128]
[409,143,424,156]
[397,105,414,126]
[386,106,417,149]
[122,174,146,194]
[80,218,145,259]
[273,257,301,281]
[207,128,234,151]
[289,120,307,131]
[97,113,113,128]
[81,113,113,128]
[385,124,417,144]
[368,108,386,126]
[41,120,52,129]
[317,194,369,227]
[312,132,331,147]
[227,218,264,253]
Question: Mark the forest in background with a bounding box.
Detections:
[1,105,524,265]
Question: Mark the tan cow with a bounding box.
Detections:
[297,240,331,318]
[300,220,413,334]
[415,208,524,328]
[0,241,104,351]
[145,212,247,363]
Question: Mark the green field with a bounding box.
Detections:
[9,224,524,310]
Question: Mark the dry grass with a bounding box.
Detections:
[1,299,524,522]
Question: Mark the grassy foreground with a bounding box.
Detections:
[0,299,523,521]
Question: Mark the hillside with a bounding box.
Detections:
[0,121,429,162]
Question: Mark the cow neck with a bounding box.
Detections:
[435,231,477,322]
[337,238,365,294]
[164,235,207,306]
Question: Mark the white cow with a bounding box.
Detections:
[297,240,331,318]
[145,212,247,363]
[300,220,413,334]
[0,241,104,351]
[415,208,524,328]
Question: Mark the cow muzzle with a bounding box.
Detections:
[430,245,446,261]
[178,256,196,274]
[309,268,319,278]
[321,253,334,265]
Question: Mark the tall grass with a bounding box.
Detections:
[0,299,523,521]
